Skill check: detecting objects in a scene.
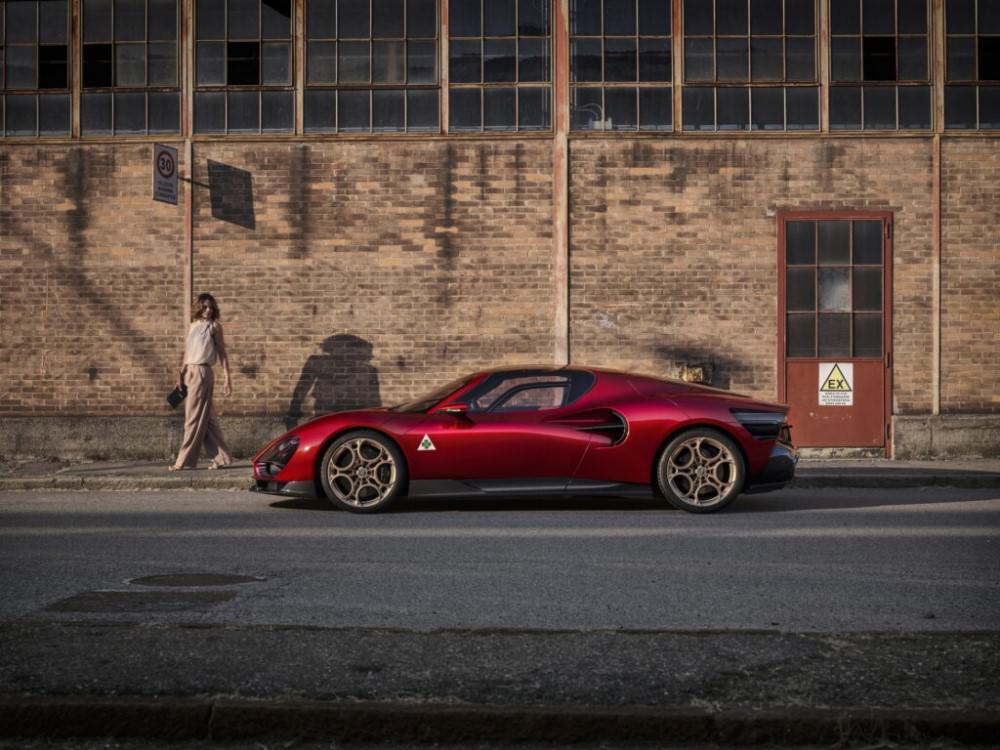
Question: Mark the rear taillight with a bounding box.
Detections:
[731,410,787,440]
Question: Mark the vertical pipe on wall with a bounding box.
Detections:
[184,138,194,319]
[440,0,449,132]
[183,0,194,136]
[295,0,305,135]
[931,0,945,415]
[553,0,570,365]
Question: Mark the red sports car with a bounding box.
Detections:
[252,366,797,513]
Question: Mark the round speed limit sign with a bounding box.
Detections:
[157,149,176,179]
[153,143,179,204]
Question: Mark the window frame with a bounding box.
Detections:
[944,0,1000,130]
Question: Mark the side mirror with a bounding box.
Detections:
[435,402,470,416]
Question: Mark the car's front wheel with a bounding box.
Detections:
[655,428,745,513]
[319,430,406,513]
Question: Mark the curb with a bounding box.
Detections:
[1,697,997,745]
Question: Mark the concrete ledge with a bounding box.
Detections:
[1,696,997,745]
[894,414,1000,459]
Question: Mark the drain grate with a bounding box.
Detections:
[128,574,265,587]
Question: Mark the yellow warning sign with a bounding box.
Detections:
[818,363,854,406]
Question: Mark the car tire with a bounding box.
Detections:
[655,428,745,513]
[319,430,407,513]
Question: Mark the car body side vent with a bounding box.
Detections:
[552,410,628,445]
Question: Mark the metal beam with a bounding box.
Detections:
[553,0,570,365]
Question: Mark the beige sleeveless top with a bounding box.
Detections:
[184,320,218,366]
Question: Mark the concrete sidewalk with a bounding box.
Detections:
[1,457,999,492]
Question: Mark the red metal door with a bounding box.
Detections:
[777,213,893,452]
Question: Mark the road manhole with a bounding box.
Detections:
[45,590,236,613]
[128,574,265,587]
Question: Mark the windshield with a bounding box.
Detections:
[391,376,473,413]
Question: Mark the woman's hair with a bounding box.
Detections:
[191,293,221,322]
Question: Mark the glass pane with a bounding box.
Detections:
[308,0,337,37]
[980,38,1000,81]
[863,85,896,129]
[572,38,601,82]
[304,88,336,131]
[981,86,1000,129]
[229,0,259,39]
[751,37,782,81]
[148,42,177,86]
[819,269,850,311]
[407,40,436,83]
[684,0,713,35]
[684,39,714,81]
[519,38,548,82]
[148,90,179,132]
[408,0,437,37]
[450,0,481,37]
[8,1,36,42]
[946,37,975,81]
[946,0,974,34]
[338,41,370,82]
[717,37,749,81]
[228,41,260,85]
[149,0,177,41]
[194,90,225,132]
[484,38,516,82]
[307,41,337,83]
[518,86,549,130]
[818,314,851,357]
[818,221,850,264]
[520,0,550,35]
[605,86,637,130]
[786,221,815,264]
[262,0,292,38]
[227,90,259,131]
[786,268,816,311]
[5,95,36,135]
[604,38,637,82]
[852,221,883,264]
[786,314,815,357]
[862,36,896,81]
[854,314,882,357]
[898,0,927,34]
[751,0,782,35]
[717,87,748,129]
[570,86,603,129]
[81,91,112,133]
[604,0,636,35]
[785,0,815,34]
[944,85,976,128]
[832,36,860,81]
[116,43,145,86]
[38,44,68,89]
[786,86,818,129]
[863,0,894,34]
[898,36,927,80]
[38,92,70,134]
[831,0,860,34]
[373,0,404,37]
[84,0,111,43]
[638,87,671,130]
[982,1,1000,33]
[682,86,714,130]
[638,0,670,35]
[372,89,404,131]
[373,40,405,83]
[716,0,747,34]
[484,86,516,130]
[485,0,515,36]
[82,43,113,88]
[7,46,36,89]
[339,0,370,37]
[115,0,144,41]
[853,268,882,311]
[338,89,370,130]
[785,36,815,81]
[449,87,480,130]
[898,85,930,128]
[830,85,861,129]
[262,41,290,84]
[450,39,481,83]
[39,0,69,43]
[407,88,438,130]
[751,87,783,130]
[114,91,145,133]
[639,38,670,81]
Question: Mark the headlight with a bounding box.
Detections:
[268,436,300,467]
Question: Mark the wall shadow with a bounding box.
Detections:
[286,334,381,428]
[208,160,255,229]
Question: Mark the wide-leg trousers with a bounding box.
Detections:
[173,364,233,469]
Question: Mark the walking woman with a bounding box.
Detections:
[170,293,234,470]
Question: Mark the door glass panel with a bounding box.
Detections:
[853,314,882,357]
[852,268,882,311]
[786,221,816,264]
[818,220,850,264]
[818,314,851,357]
[819,268,850,311]
[787,314,815,357]
[786,268,815,311]
[852,220,882,263]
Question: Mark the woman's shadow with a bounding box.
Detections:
[285,334,381,429]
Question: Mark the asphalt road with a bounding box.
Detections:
[1,486,998,632]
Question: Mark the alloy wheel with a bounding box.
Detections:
[664,435,739,508]
[325,437,399,508]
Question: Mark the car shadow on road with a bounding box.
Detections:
[270,496,671,513]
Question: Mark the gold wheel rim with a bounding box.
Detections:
[664,436,738,507]
[326,438,398,508]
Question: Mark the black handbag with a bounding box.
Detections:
[167,384,188,409]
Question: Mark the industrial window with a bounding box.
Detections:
[449,0,552,132]
[570,0,671,131]
[304,0,439,132]
[1,0,71,136]
[829,0,931,130]
[681,0,818,131]
[81,0,180,135]
[944,0,1000,129]
[194,0,294,133]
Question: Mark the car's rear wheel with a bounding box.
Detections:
[320,430,406,513]
[655,428,745,513]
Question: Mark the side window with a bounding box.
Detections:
[468,374,570,411]
[493,384,567,412]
